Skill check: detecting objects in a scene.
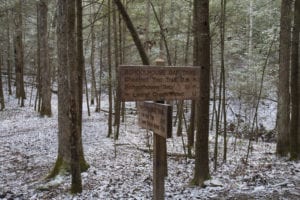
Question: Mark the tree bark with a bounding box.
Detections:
[49,0,89,190]
[0,55,5,111]
[221,0,227,163]
[192,0,210,186]
[14,0,26,107]
[68,0,82,193]
[107,0,113,138]
[290,0,300,160]
[89,6,99,109]
[38,0,52,117]
[113,3,121,140]
[6,9,12,96]
[277,0,292,157]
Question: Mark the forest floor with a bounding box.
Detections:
[0,95,300,200]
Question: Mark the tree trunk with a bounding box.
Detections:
[15,0,26,107]
[49,0,89,189]
[120,1,127,122]
[0,55,5,111]
[221,0,227,163]
[188,101,195,158]
[76,0,89,175]
[89,12,99,111]
[36,3,42,112]
[107,0,113,138]
[290,0,300,160]
[277,0,292,157]
[38,0,52,117]
[6,9,12,96]
[114,0,150,65]
[113,3,121,140]
[191,0,210,186]
[184,3,194,158]
[149,0,172,65]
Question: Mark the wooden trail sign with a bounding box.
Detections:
[118,60,200,200]
[118,65,200,101]
[137,101,172,138]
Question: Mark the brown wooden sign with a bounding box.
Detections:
[118,65,200,101]
[137,101,172,138]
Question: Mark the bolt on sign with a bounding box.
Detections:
[118,65,200,101]
[137,101,172,138]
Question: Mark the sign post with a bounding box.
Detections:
[153,58,167,200]
[118,58,200,200]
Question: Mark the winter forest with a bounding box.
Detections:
[0,0,300,199]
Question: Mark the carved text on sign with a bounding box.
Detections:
[118,65,200,101]
[137,101,172,138]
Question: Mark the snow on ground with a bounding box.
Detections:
[0,94,300,200]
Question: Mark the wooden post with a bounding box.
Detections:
[117,59,201,199]
[153,58,167,200]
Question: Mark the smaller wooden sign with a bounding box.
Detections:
[137,101,172,138]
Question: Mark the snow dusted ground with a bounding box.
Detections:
[1,94,300,200]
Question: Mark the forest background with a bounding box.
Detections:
[0,0,300,199]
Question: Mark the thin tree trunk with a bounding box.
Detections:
[188,101,195,157]
[114,0,150,65]
[0,55,5,111]
[149,0,172,65]
[184,2,194,157]
[89,14,99,111]
[246,35,276,163]
[120,1,126,122]
[84,66,91,116]
[145,0,151,57]
[6,9,12,96]
[107,0,113,138]
[113,3,121,140]
[214,69,222,171]
[36,3,42,112]
[221,0,227,162]
[210,39,216,131]
[98,27,105,113]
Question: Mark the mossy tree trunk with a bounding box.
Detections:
[49,0,89,193]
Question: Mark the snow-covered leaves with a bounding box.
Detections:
[0,98,300,199]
